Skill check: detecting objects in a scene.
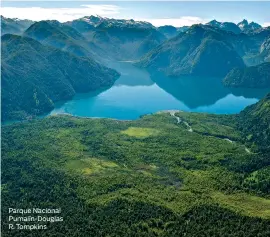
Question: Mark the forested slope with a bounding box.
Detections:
[1,34,120,121]
[2,94,270,236]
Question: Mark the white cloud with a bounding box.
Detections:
[263,22,270,27]
[137,16,208,27]
[1,5,122,22]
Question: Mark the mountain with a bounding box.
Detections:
[206,19,262,34]
[136,25,245,77]
[158,25,178,38]
[207,20,241,34]
[64,16,166,60]
[237,19,262,32]
[1,34,120,121]
[64,16,97,34]
[23,20,95,57]
[259,37,270,62]
[223,62,270,88]
[157,26,189,39]
[1,15,34,35]
[237,93,270,151]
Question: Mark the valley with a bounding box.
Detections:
[2,15,269,122]
[1,6,270,236]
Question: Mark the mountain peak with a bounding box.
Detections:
[240,19,248,24]
[237,19,262,31]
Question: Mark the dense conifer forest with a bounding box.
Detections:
[2,94,270,236]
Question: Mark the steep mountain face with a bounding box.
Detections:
[23,20,95,57]
[223,62,270,88]
[136,25,245,77]
[1,34,120,121]
[259,37,270,62]
[239,29,270,65]
[237,19,249,30]
[207,20,241,34]
[237,93,270,151]
[64,16,166,60]
[237,19,262,33]
[1,15,34,35]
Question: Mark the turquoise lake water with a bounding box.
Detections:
[50,62,270,120]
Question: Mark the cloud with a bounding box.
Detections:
[1,5,122,22]
[1,5,208,27]
[263,22,270,27]
[137,16,208,27]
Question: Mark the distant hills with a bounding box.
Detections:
[65,16,166,60]
[1,34,119,121]
[1,15,268,62]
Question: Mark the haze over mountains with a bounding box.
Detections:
[1,15,270,121]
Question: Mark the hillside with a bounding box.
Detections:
[223,62,270,88]
[2,94,270,236]
[237,93,270,151]
[1,34,120,121]
[136,25,245,77]
[261,37,270,62]
[24,20,94,57]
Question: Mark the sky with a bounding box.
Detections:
[1,1,270,27]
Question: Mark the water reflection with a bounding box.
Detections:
[150,70,270,109]
[50,62,270,119]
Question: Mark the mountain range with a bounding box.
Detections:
[65,16,166,60]
[135,25,246,77]
[1,15,270,121]
[207,19,262,34]
[135,24,270,83]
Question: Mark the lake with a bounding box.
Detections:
[50,62,270,120]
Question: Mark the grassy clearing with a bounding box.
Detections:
[121,127,160,138]
[66,158,119,175]
[212,192,270,219]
